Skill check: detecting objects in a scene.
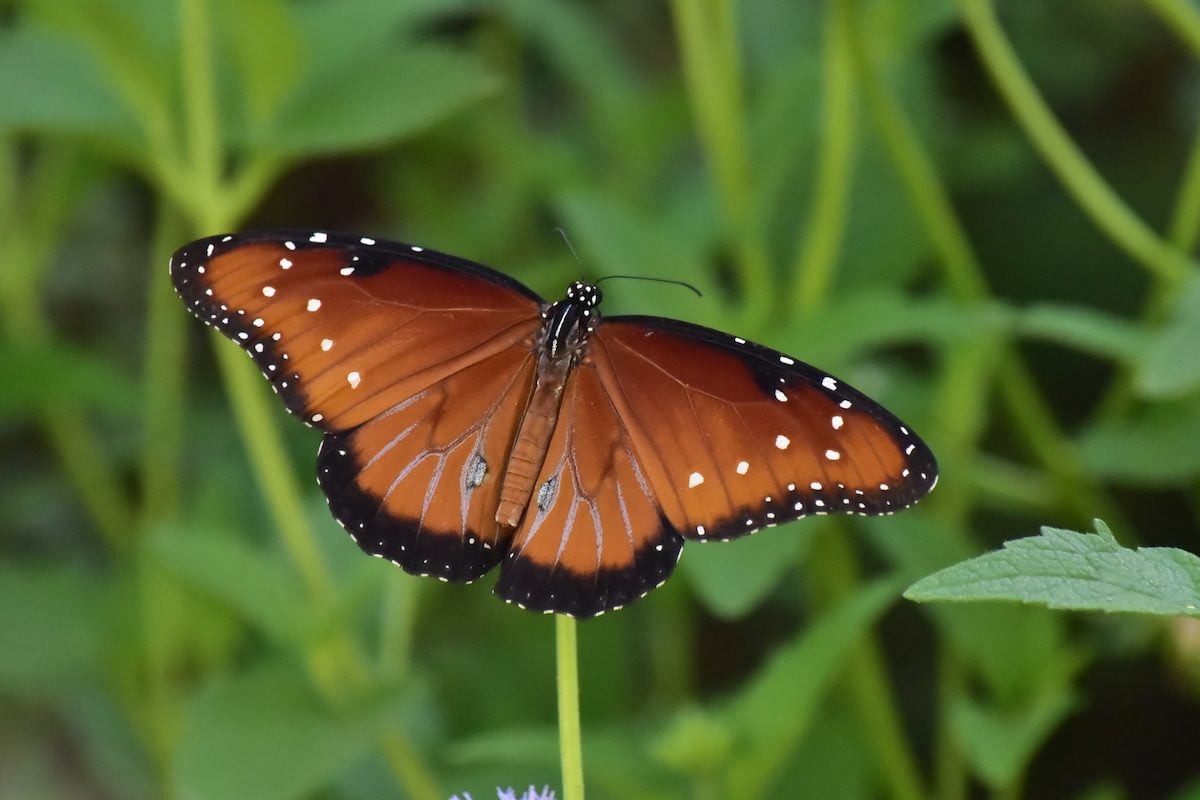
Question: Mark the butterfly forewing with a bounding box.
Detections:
[590,317,937,541]
[496,363,684,616]
[170,231,542,431]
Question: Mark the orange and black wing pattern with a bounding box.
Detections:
[590,316,937,543]
[495,363,684,617]
[170,231,544,581]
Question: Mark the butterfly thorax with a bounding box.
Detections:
[495,282,603,529]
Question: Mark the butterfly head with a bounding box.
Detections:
[542,281,603,362]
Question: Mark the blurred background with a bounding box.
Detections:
[3,0,1200,798]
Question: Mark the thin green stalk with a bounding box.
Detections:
[179,0,221,218]
[0,144,136,549]
[1168,127,1200,252]
[668,0,773,330]
[792,0,858,312]
[1143,0,1200,58]
[557,615,585,800]
[957,0,1193,289]
[934,651,968,800]
[211,343,334,599]
[379,577,420,679]
[172,4,439,795]
[807,530,926,800]
[842,0,1124,529]
[140,204,187,524]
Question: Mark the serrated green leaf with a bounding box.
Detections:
[1077,399,1200,484]
[145,527,308,644]
[905,520,1200,616]
[682,526,811,619]
[262,45,496,159]
[866,514,1078,703]
[174,660,379,800]
[1137,275,1200,398]
[951,691,1076,790]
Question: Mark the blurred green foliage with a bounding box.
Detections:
[3,0,1200,798]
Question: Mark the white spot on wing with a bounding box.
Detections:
[688,471,705,488]
[347,371,361,389]
[832,415,844,430]
[779,356,795,365]
[262,286,276,297]
[736,460,749,475]
[775,434,790,450]
[310,231,328,243]
[774,389,787,402]
[825,449,841,461]
[822,376,838,391]
[307,298,321,312]
[321,338,334,351]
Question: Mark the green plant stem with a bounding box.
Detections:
[557,615,585,800]
[0,144,135,549]
[1144,0,1200,57]
[172,3,440,796]
[934,651,968,800]
[842,0,1124,530]
[792,0,858,313]
[1168,129,1200,253]
[179,0,221,219]
[808,530,926,800]
[140,204,187,524]
[957,0,1193,289]
[668,0,772,331]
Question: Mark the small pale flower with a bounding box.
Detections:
[450,787,556,800]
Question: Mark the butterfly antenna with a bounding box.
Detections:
[554,227,702,298]
[595,274,704,298]
[553,227,583,266]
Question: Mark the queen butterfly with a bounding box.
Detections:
[171,230,937,618]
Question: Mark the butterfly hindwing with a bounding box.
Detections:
[318,341,539,582]
[495,363,684,617]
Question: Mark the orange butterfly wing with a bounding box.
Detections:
[172,231,544,580]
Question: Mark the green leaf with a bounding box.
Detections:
[716,578,900,797]
[0,561,112,694]
[145,527,308,644]
[1137,275,1200,398]
[866,514,1078,703]
[174,660,380,800]
[0,341,139,418]
[0,25,137,139]
[261,45,497,159]
[1015,303,1149,363]
[1077,399,1200,483]
[951,692,1076,790]
[779,290,1010,366]
[905,520,1200,616]
[682,525,811,619]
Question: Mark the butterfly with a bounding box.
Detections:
[171,230,937,617]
